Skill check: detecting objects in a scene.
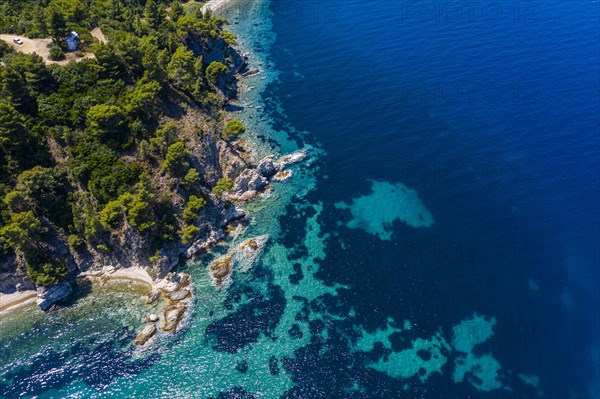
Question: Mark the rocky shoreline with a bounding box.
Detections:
[209,235,270,288]
[0,0,307,347]
[0,147,307,348]
[135,271,194,347]
[131,148,305,346]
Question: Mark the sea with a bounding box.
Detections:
[1,0,598,398]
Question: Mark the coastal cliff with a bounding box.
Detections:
[0,1,272,312]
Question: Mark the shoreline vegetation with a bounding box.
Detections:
[0,0,308,347]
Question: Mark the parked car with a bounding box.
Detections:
[13,38,23,45]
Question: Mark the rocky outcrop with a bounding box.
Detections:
[145,289,161,305]
[3,225,79,311]
[232,168,268,197]
[183,204,247,259]
[237,235,270,273]
[225,151,306,203]
[130,271,193,345]
[152,245,186,278]
[220,206,248,227]
[273,170,293,181]
[276,150,307,168]
[15,281,36,291]
[161,305,187,333]
[75,274,93,286]
[134,323,157,346]
[257,156,277,178]
[172,272,190,288]
[118,226,151,270]
[36,282,73,311]
[150,273,193,335]
[217,141,247,181]
[0,258,33,293]
[160,272,191,295]
[241,68,260,77]
[206,235,269,288]
[186,34,247,98]
[146,314,159,323]
[169,288,191,302]
[186,229,225,258]
[209,255,233,288]
[196,36,247,76]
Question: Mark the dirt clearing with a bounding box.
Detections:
[0,34,96,65]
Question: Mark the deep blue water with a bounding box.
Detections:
[1,0,598,398]
[262,0,600,397]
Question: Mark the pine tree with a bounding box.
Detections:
[169,1,184,22]
[46,8,67,40]
[167,46,196,91]
[145,0,164,30]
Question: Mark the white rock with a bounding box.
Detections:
[276,150,307,168]
[233,168,268,195]
[145,314,159,323]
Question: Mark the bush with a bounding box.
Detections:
[151,122,178,155]
[205,61,228,86]
[182,168,200,190]
[1,211,48,251]
[49,46,65,61]
[99,187,155,233]
[0,40,14,59]
[222,31,237,46]
[68,234,84,248]
[84,212,103,243]
[11,166,73,229]
[162,141,189,177]
[86,104,129,147]
[96,244,110,253]
[127,192,155,233]
[183,195,206,222]
[222,119,245,140]
[194,124,204,138]
[100,196,127,228]
[27,259,70,286]
[180,225,200,244]
[211,178,233,196]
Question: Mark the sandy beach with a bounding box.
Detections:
[0,268,157,316]
[201,0,235,13]
[86,267,155,288]
[0,290,38,314]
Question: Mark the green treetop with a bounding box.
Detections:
[222,119,246,139]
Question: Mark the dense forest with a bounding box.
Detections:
[0,0,247,286]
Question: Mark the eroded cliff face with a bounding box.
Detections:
[193,133,248,184]
[69,102,254,280]
[186,33,249,98]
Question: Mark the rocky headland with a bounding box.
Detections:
[0,0,307,350]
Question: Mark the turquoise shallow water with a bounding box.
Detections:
[0,284,157,396]
[1,0,599,397]
[3,1,343,397]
